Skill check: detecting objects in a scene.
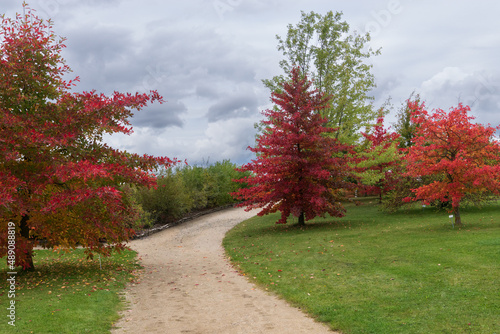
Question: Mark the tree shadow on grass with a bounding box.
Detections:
[239,200,500,240]
[2,249,138,284]
[250,218,367,239]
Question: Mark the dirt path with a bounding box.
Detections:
[112,207,336,333]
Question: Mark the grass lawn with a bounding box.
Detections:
[223,198,500,334]
[0,248,140,333]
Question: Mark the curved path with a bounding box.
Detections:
[112,207,336,333]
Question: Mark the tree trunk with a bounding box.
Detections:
[453,206,462,227]
[19,215,35,271]
[378,167,383,204]
[298,212,305,226]
[296,141,305,227]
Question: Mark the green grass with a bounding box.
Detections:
[0,249,141,333]
[223,199,500,333]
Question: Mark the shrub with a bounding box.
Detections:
[176,165,208,210]
[120,184,156,229]
[131,160,250,228]
[135,169,192,225]
[205,160,248,207]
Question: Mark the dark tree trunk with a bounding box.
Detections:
[378,167,383,204]
[298,212,305,226]
[453,206,462,227]
[19,215,35,271]
[296,140,305,227]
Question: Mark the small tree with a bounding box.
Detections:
[405,102,500,226]
[394,92,422,149]
[0,6,178,270]
[354,114,401,203]
[233,68,351,225]
[381,95,426,211]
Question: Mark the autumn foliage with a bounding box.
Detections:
[404,101,500,226]
[354,114,401,202]
[0,7,178,269]
[233,68,351,225]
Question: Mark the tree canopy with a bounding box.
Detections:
[233,68,352,225]
[0,6,178,270]
[404,102,500,226]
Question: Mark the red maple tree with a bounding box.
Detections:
[0,6,178,270]
[232,68,351,225]
[405,101,500,226]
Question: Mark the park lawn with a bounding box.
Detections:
[223,198,500,334]
[0,248,140,333]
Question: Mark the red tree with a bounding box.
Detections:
[0,6,178,270]
[232,68,351,225]
[405,102,500,226]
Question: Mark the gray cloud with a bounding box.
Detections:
[5,0,499,165]
[62,25,136,93]
[191,118,260,165]
[207,92,259,123]
[195,84,219,99]
[370,75,403,105]
[54,11,262,139]
[417,68,500,126]
[2,2,18,12]
[131,100,186,129]
[35,0,124,23]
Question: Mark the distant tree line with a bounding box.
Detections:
[127,160,250,229]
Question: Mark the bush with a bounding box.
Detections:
[176,159,250,210]
[119,184,156,229]
[131,160,250,228]
[134,169,192,225]
[176,165,208,210]
[205,160,248,207]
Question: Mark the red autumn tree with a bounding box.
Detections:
[354,114,401,203]
[232,68,351,225]
[405,101,500,226]
[0,6,178,270]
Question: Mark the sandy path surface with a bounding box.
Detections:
[112,207,336,333]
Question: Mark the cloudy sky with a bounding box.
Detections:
[3,1,500,165]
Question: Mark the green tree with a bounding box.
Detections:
[394,92,422,149]
[263,10,380,144]
[353,114,401,203]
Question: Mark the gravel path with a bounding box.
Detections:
[112,207,337,333]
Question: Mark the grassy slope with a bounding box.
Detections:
[0,249,140,333]
[223,199,500,334]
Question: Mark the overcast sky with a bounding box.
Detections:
[3,1,500,165]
